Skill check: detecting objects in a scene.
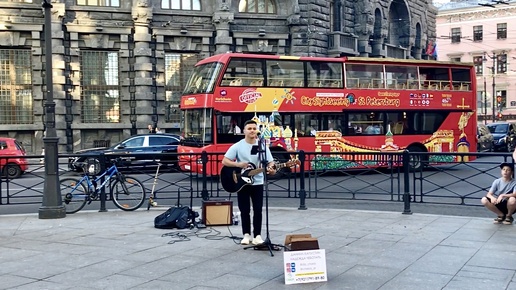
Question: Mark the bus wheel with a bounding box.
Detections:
[406,146,425,171]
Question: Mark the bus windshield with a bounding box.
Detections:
[183,62,222,94]
[182,108,213,145]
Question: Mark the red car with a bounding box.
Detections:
[0,137,28,179]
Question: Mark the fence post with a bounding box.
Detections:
[298,150,307,210]
[98,153,107,212]
[201,151,209,201]
[402,150,412,215]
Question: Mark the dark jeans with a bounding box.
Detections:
[238,184,263,237]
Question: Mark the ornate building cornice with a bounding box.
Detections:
[438,5,516,23]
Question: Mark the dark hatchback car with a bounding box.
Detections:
[68,133,181,172]
[476,123,494,152]
[487,122,516,152]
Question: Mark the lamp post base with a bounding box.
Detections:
[38,136,66,219]
[39,206,66,219]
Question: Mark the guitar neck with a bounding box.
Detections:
[247,162,288,176]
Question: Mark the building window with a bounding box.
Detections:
[497,54,507,74]
[450,57,461,62]
[80,51,120,123]
[451,28,461,43]
[161,0,201,10]
[1,0,33,2]
[164,53,199,123]
[497,90,507,109]
[239,0,276,14]
[497,23,507,39]
[473,56,483,75]
[473,25,483,41]
[77,0,120,6]
[0,49,32,125]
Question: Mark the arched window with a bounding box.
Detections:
[162,0,201,10]
[239,0,276,14]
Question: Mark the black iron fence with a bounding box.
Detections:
[0,151,512,214]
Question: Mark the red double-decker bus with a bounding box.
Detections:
[177,53,476,175]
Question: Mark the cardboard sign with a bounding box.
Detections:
[283,249,327,285]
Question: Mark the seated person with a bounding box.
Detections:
[228,124,242,134]
[309,126,317,136]
[364,124,381,135]
[481,162,516,224]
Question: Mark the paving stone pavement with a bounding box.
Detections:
[1,206,516,290]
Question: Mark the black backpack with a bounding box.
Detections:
[154,206,191,229]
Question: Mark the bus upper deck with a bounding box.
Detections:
[183,53,474,96]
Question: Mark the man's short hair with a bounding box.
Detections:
[500,162,514,171]
[244,120,257,128]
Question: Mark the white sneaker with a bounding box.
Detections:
[241,233,251,245]
[252,235,264,245]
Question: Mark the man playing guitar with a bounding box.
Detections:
[222,120,276,245]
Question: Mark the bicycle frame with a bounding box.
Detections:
[88,164,121,194]
[72,163,121,197]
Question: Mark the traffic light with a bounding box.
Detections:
[498,112,503,119]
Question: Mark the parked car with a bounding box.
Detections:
[68,134,182,172]
[487,122,516,152]
[476,123,494,152]
[0,137,28,179]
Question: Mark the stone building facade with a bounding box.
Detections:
[0,0,436,154]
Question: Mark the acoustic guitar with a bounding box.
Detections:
[220,161,297,193]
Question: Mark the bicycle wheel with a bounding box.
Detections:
[60,178,88,214]
[111,176,145,211]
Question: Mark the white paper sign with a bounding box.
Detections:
[283,249,327,285]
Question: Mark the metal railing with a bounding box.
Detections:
[0,150,511,215]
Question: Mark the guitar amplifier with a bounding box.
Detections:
[202,200,233,226]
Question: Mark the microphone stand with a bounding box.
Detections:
[243,133,283,256]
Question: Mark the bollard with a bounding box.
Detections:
[98,153,107,212]
[201,151,209,201]
[402,150,412,215]
[298,150,307,210]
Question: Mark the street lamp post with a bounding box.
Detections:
[492,61,496,122]
[39,0,65,219]
[484,52,497,123]
[483,76,487,124]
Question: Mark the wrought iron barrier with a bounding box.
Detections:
[0,151,513,214]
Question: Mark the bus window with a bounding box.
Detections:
[307,62,343,88]
[451,68,471,91]
[419,67,449,90]
[183,108,213,143]
[183,62,222,94]
[345,64,383,89]
[294,114,319,136]
[385,112,408,134]
[385,66,418,89]
[323,115,342,132]
[348,112,384,135]
[221,58,264,86]
[266,60,304,87]
[412,111,448,134]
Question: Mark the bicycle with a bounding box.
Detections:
[60,158,146,214]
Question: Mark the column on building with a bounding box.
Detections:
[132,3,155,133]
[354,1,374,57]
[213,10,234,54]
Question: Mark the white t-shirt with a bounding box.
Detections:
[224,139,273,185]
